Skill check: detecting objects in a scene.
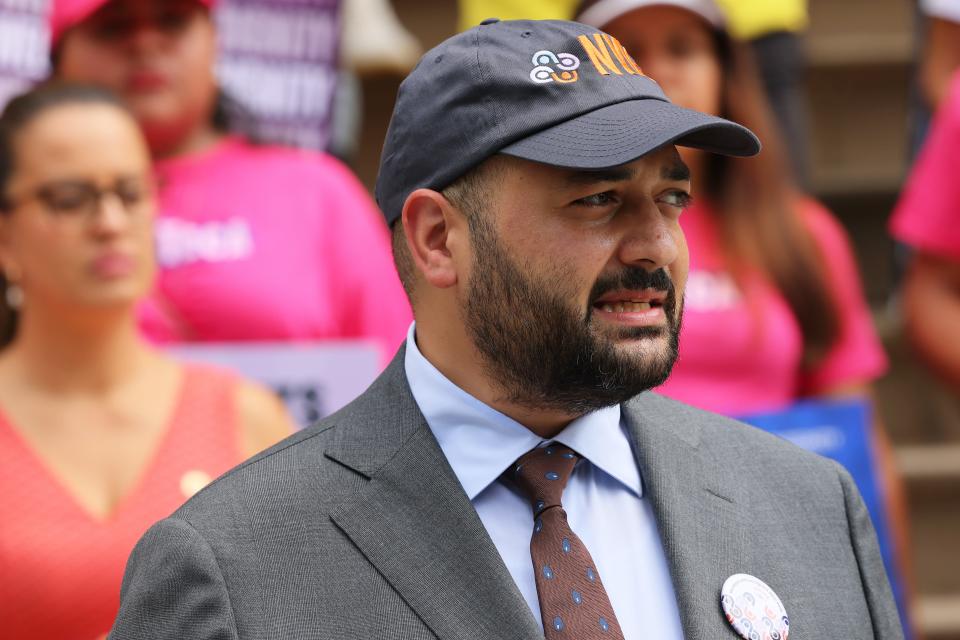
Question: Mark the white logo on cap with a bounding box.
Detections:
[529,50,580,84]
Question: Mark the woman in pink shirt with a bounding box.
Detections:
[891,70,960,391]
[48,0,412,360]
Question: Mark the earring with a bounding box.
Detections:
[4,282,22,309]
[4,266,22,309]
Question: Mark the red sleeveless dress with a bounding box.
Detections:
[0,365,244,640]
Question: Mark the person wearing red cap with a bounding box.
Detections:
[48,0,411,358]
[50,0,220,159]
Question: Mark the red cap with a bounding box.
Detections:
[49,0,216,48]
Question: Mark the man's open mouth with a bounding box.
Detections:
[591,289,669,314]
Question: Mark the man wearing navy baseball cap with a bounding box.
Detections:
[110,19,902,640]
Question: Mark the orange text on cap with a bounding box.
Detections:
[577,34,644,77]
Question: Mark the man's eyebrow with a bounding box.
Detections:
[565,166,635,186]
[662,161,691,182]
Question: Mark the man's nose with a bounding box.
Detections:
[616,203,681,270]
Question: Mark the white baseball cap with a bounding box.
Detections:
[577,0,725,30]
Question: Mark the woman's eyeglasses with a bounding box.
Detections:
[8,176,156,221]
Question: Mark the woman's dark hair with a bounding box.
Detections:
[703,29,840,368]
[0,81,131,346]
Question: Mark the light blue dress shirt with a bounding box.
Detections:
[403,324,685,640]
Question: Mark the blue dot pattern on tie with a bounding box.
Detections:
[509,442,625,639]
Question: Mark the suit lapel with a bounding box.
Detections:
[622,394,752,640]
[327,349,543,640]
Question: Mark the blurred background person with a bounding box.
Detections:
[917,0,960,113]
[577,0,914,629]
[0,82,294,640]
[906,0,960,177]
[890,70,960,393]
[713,0,810,187]
[49,0,411,361]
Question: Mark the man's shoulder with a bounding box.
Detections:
[172,374,407,533]
[172,415,340,526]
[626,392,857,540]
[627,392,842,476]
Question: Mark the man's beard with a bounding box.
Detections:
[461,217,682,416]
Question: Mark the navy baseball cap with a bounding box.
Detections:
[375,18,760,226]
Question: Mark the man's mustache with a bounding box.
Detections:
[583,268,678,329]
[588,268,675,305]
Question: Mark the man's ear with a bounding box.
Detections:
[400,188,466,290]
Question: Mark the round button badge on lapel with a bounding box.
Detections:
[720,574,789,640]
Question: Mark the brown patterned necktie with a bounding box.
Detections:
[510,443,626,639]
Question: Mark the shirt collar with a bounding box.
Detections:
[403,323,643,500]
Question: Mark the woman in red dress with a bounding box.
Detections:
[0,83,293,639]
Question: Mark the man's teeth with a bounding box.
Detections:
[601,301,653,313]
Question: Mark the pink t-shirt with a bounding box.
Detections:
[890,70,960,260]
[656,198,887,416]
[139,137,412,360]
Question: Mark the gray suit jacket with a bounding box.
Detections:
[110,348,903,639]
